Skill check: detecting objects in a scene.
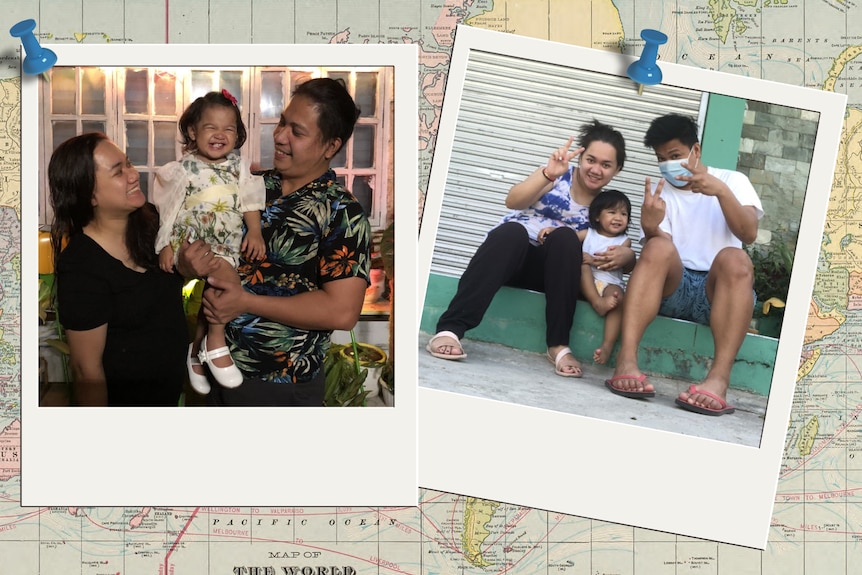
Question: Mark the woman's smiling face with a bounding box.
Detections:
[90,140,144,215]
[574,140,621,192]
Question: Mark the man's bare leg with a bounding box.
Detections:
[610,237,683,394]
[678,247,754,409]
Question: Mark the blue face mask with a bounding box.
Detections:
[658,150,697,188]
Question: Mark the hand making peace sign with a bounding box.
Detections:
[544,136,584,180]
[675,153,722,196]
[640,176,666,237]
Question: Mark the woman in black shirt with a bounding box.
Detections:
[49,133,187,406]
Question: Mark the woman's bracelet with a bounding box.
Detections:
[541,167,555,182]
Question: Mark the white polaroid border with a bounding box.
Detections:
[418,25,845,549]
[21,43,419,507]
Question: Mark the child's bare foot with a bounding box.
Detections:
[591,292,620,317]
[593,344,613,364]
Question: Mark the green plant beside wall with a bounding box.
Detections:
[746,241,793,338]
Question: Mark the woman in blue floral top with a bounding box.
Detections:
[426,120,634,378]
[178,78,371,406]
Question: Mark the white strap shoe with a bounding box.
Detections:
[187,343,211,394]
[197,335,244,388]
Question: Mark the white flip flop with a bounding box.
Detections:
[425,330,467,360]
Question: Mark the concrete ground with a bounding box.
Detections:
[418,331,768,448]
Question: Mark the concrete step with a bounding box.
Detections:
[422,274,779,396]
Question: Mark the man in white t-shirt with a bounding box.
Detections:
[604,113,763,416]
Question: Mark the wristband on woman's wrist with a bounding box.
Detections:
[541,167,555,182]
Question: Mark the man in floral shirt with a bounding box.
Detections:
[179,78,371,406]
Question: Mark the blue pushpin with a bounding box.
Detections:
[10,19,57,75]
[627,29,668,95]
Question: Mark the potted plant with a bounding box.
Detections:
[338,335,387,397]
[378,222,395,404]
[324,342,372,407]
[746,241,793,338]
[39,274,72,401]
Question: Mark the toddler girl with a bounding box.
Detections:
[578,189,632,365]
[152,90,265,394]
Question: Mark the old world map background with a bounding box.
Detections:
[2,0,862,573]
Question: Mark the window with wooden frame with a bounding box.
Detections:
[39,66,393,230]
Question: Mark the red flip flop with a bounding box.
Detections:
[675,384,736,416]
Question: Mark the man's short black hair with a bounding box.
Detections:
[643,113,699,149]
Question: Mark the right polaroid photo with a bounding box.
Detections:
[418,25,846,549]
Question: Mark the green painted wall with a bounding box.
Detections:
[422,273,777,396]
[701,93,746,170]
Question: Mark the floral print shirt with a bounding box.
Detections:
[224,169,372,384]
[496,167,590,244]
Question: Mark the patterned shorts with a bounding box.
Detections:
[658,268,711,325]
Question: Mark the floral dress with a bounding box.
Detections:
[152,152,265,267]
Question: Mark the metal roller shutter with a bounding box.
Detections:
[430,49,706,278]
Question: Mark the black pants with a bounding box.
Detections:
[207,367,326,406]
[436,222,583,348]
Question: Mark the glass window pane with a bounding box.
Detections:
[220,72,242,109]
[155,122,178,165]
[260,71,284,119]
[290,71,313,93]
[329,72,349,90]
[140,173,150,200]
[331,144,347,169]
[125,69,149,114]
[355,72,377,117]
[82,121,105,135]
[191,71,214,100]
[258,124,275,170]
[154,70,177,115]
[351,175,373,217]
[125,121,149,166]
[51,68,76,115]
[52,121,77,152]
[352,125,375,168]
[81,68,105,115]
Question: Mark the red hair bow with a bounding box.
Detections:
[222,89,238,106]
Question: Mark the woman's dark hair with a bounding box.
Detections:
[644,113,700,149]
[578,119,627,170]
[48,132,159,270]
[292,78,361,154]
[178,90,247,152]
[588,189,631,233]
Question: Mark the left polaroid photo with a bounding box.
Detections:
[21,44,419,506]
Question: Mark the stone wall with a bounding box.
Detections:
[736,100,819,249]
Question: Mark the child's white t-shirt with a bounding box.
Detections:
[583,227,629,288]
